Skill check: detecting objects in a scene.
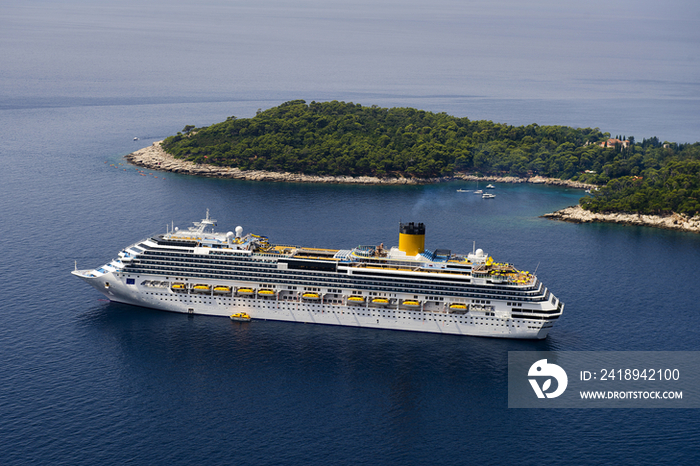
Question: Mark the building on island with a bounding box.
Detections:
[599,138,630,149]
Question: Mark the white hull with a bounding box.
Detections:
[74,270,554,339]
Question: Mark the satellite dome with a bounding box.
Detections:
[235,226,243,237]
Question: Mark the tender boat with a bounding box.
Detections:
[230,312,251,322]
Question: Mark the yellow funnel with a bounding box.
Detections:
[398,222,425,256]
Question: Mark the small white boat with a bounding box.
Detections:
[133,137,139,141]
[474,189,483,195]
[486,184,495,189]
[482,193,496,199]
[457,189,470,192]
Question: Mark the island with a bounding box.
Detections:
[126,100,700,233]
[126,140,593,188]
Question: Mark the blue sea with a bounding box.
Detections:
[1,1,699,464]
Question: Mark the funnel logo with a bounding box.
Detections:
[528,359,568,399]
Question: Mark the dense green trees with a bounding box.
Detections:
[580,160,700,216]
[162,100,700,215]
[162,100,610,178]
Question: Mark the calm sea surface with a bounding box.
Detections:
[1,1,700,464]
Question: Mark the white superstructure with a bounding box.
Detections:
[72,211,563,339]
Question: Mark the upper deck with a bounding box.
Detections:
[152,211,536,288]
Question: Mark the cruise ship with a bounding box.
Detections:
[72,211,564,339]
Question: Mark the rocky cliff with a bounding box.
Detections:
[543,205,700,233]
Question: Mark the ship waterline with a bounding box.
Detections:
[72,212,563,339]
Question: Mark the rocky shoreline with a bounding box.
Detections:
[542,205,700,234]
[125,141,596,188]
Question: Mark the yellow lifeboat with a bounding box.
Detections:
[401,300,421,309]
[236,287,255,296]
[370,297,389,307]
[192,284,211,292]
[302,292,320,301]
[347,295,365,305]
[171,282,186,290]
[257,289,275,297]
[230,312,251,322]
[449,303,468,310]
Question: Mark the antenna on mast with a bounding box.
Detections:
[534,262,540,276]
